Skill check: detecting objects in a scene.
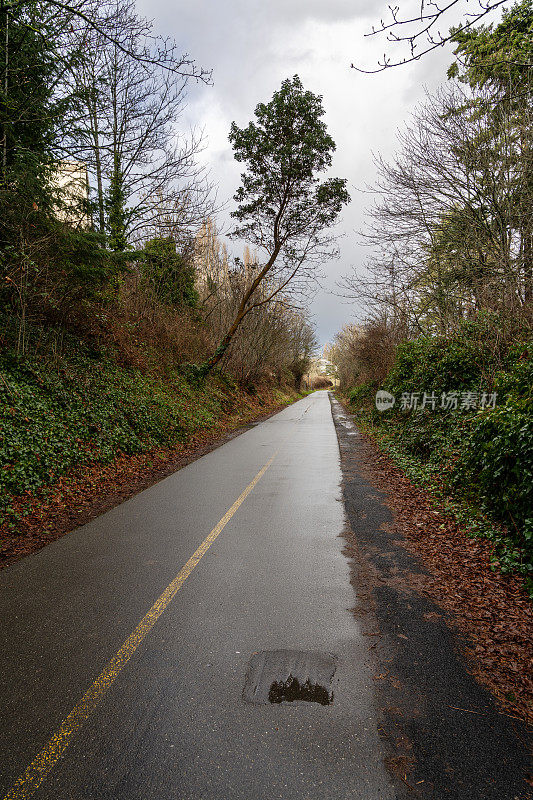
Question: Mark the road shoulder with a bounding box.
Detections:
[329,393,533,800]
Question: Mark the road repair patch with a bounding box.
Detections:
[243,650,336,705]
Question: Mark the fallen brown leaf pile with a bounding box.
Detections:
[356,428,533,726]
[0,389,292,569]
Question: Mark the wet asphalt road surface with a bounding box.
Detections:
[0,391,395,800]
[2,391,531,800]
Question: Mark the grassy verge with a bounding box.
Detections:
[0,325,305,539]
[337,396,533,597]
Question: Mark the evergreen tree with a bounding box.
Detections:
[201,75,349,374]
[106,153,129,251]
[143,237,198,307]
[0,1,65,208]
[0,2,123,347]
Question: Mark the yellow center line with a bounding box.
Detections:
[3,452,277,800]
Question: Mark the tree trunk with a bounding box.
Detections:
[524,231,533,304]
[1,6,8,185]
[200,243,281,376]
[89,91,105,232]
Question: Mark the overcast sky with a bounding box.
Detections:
[136,0,467,348]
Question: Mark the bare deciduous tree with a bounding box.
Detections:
[354,0,510,72]
[343,78,532,334]
[62,0,213,245]
[194,219,317,387]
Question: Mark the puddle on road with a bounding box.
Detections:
[268,675,331,705]
[243,649,336,706]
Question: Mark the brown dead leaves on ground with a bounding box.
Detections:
[356,430,533,727]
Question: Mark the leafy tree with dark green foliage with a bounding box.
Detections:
[142,237,198,308]
[448,0,533,92]
[0,2,125,348]
[0,0,209,331]
[0,1,64,205]
[201,75,349,374]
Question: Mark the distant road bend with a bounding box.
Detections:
[0,391,394,800]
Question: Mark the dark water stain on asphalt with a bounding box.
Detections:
[329,394,533,800]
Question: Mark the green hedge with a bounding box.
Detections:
[347,317,533,571]
[384,313,508,395]
[348,382,375,406]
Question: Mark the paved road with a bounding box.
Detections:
[0,391,395,800]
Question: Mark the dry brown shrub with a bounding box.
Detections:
[105,275,212,373]
[311,376,333,389]
[355,320,399,385]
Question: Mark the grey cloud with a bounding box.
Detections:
[246,0,371,23]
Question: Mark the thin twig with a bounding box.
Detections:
[0,369,15,396]
[400,774,415,791]
[448,704,525,723]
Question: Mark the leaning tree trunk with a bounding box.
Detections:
[199,244,281,376]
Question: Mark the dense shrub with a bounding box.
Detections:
[348,382,375,406]
[451,343,533,539]
[142,237,198,308]
[385,313,509,396]
[347,317,533,567]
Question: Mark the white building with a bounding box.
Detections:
[52,161,91,229]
